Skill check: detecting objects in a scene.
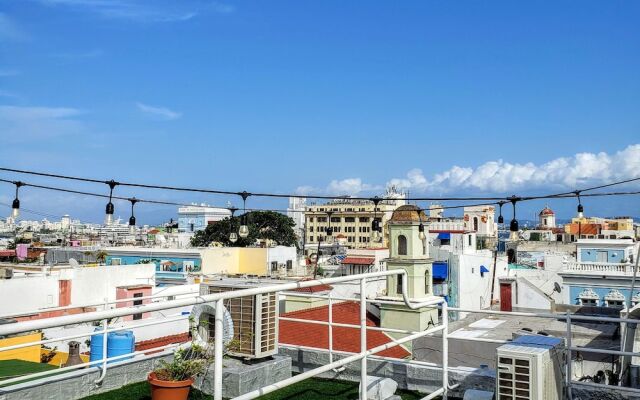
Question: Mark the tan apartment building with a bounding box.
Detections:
[304,187,406,252]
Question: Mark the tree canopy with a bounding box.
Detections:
[190,211,298,248]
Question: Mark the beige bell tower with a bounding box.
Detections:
[379,205,440,347]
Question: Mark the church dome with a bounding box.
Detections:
[390,205,426,224]
[539,207,555,216]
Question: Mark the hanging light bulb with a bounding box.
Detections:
[238,192,250,238]
[128,198,138,234]
[229,232,238,243]
[11,181,23,219]
[228,207,238,243]
[104,180,118,226]
[417,207,426,240]
[576,191,584,218]
[497,201,505,224]
[509,196,519,240]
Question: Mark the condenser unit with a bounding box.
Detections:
[200,279,278,359]
[496,335,565,400]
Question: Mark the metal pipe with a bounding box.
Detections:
[0,315,188,353]
[0,342,180,387]
[566,311,573,399]
[0,270,408,337]
[328,292,333,364]
[213,299,224,400]
[360,277,367,400]
[421,387,445,400]
[442,301,448,400]
[93,317,109,385]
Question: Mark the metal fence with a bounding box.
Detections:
[1,269,640,399]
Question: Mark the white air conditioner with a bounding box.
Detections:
[496,335,565,400]
[200,280,278,359]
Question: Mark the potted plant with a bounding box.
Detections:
[148,345,209,400]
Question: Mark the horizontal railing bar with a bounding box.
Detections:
[0,270,409,336]
[0,290,198,320]
[278,316,420,335]
[421,387,444,400]
[0,315,188,353]
[0,342,180,387]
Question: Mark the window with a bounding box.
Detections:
[468,235,472,246]
[397,274,403,295]
[309,236,314,241]
[473,217,478,231]
[286,260,293,270]
[318,217,327,222]
[398,235,407,255]
[271,261,278,272]
[441,238,450,246]
[331,217,341,223]
[359,217,370,222]
[133,293,143,320]
[345,217,355,223]
[111,258,121,266]
[578,288,600,306]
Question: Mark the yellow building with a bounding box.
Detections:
[304,187,406,252]
[0,332,42,363]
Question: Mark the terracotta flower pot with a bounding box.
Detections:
[148,372,194,400]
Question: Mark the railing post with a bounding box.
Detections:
[328,291,333,364]
[93,317,109,385]
[442,301,448,399]
[214,299,224,400]
[566,311,573,400]
[360,277,367,400]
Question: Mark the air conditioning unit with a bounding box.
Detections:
[200,280,278,359]
[496,335,565,400]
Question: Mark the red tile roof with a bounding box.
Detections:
[290,283,333,293]
[0,250,15,257]
[279,302,411,359]
[341,257,375,265]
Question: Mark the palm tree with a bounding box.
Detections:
[95,251,108,265]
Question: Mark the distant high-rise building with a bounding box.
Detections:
[177,204,231,233]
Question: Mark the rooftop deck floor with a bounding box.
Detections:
[80,377,427,400]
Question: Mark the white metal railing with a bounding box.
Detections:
[3,270,640,399]
[0,270,447,400]
[564,261,634,274]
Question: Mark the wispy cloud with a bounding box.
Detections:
[0,105,85,140]
[297,144,640,197]
[0,13,27,41]
[35,0,233,23]
[51,48,105,61]
[136,102,182,120]
[0,69,20,77]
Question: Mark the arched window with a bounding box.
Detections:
[397,235,407,256]
[473,217,478,231]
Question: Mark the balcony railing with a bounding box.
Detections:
[564,261,634,274]
[2,270,640,399]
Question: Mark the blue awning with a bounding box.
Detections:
[433,261,448,280]
[480,265,490,274]
[437,232,450,240]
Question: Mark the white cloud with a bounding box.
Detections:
[0,13,27,41]
[35,0,233,22]
[0,105,85,140]
[0,69,20,77]
[386,144,640,193]
[136,102,182,120]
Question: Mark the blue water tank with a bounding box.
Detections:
[107,331,135,363]
[90,329,135,364]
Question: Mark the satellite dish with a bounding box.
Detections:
[69,258,79,268]
[553,282,562,293]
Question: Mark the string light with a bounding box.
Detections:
[128,198,138,234]
[238,191,251,238]
[11,181,24,219]
[417,208,426,241]
[104,180,118,225]
[497,201,505,224]
[575,190,584,218]
[228,207,238,243]
[509,196,520,240]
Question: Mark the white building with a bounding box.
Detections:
[177,204,231,233]
[538,206,556,228]
[463,205,497,237]
[287,196,307,246]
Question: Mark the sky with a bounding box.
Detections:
[0,0,639,224]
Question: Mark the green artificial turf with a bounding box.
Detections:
[0,359,58,381]
[80,378,426,400]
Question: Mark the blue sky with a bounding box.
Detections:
[0,0,639,223]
